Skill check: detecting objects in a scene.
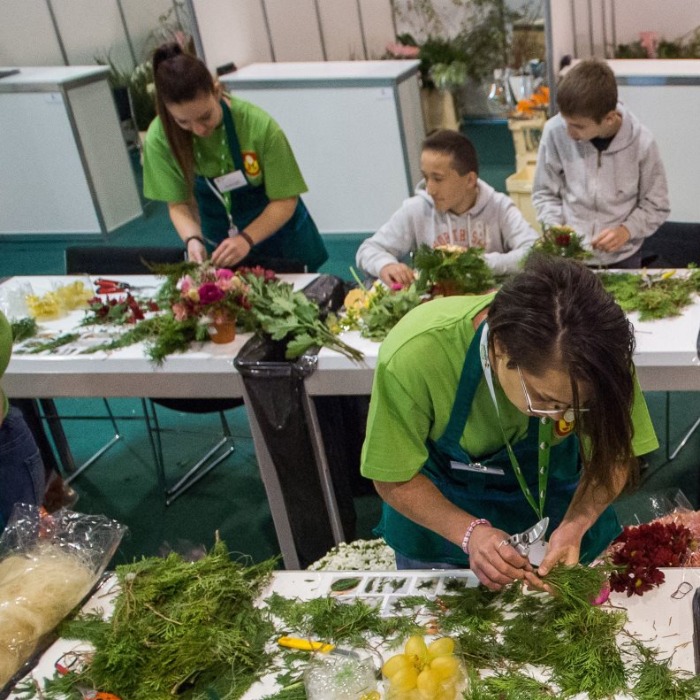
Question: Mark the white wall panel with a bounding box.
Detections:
[0,0,64,66]
[317,0,365,61]
[611,0,700,46]
[52,0,131,68]
[359,0,396,59]
[264,0,324,62]
[192,0,272,72]
[120,0,177,63]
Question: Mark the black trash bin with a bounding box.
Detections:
[234,275,362,568]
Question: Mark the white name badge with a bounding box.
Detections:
[214,170,247,192]
[449,460,505,476]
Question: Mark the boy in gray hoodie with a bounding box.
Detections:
[532,59,669,268]
[356,130,538,285]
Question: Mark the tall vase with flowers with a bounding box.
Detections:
[172,264,249,344]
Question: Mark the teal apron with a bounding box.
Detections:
[194,101,328,272]
[378,322,620,566]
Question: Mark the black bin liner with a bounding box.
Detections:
[234,275,360,568]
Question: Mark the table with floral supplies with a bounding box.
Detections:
[8,566,700,699]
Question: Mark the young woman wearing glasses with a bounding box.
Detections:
[361,254,657,590]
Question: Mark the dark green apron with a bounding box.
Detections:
[377,321,620,566]
[194,101,328,272]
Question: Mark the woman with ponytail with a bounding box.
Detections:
[142,43,327,271]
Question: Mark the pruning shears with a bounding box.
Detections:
[277,636,360,659]
[94,278,134,295]
[507,516,549,557]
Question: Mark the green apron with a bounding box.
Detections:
[194,101,328,272]
[377,321,620,566]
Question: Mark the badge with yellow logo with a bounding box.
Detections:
[554,417,575,437]
[242,151,260,177]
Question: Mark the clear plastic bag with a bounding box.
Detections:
[0,503,127,688]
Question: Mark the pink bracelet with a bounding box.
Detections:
[461,518,491,556]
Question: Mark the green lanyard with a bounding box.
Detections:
[194,122,234,224]
[479,322,551,520]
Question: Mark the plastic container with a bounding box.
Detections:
[507,114,546,172]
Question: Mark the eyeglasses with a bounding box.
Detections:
[516,365,589,423]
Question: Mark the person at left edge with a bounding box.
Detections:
[142,42,328,271]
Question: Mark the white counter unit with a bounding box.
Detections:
[221,60,424,235]
[607,59,700,223]
[0,66,142,236]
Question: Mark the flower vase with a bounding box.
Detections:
[208,317,236,344]
[432,280,464,297]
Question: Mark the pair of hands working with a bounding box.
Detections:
[186,235,252,267]
[467,520,582,592]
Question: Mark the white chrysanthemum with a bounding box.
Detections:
[307,539,396,571]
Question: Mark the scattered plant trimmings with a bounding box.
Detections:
[600,267,700,321]
[532,225,592,261]
[10,317,38,343]
[414,244,496,297]
[42,539,275,700]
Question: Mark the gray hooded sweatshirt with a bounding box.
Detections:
[356,178,538,278]
[532,103,670,266]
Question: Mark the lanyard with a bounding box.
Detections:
[194,123,235,232]
[479,322,551,520]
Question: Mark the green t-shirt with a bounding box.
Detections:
[0,310,12,423]
[142,95,308,203]
[361,295,658,483]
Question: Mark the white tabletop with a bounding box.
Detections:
[0,66,109,92]
[2,274,318,399]
[8,567,700,698]
[221,60,420,84]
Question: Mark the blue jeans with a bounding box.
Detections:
[394,551,461,571]
[0,406,45,529]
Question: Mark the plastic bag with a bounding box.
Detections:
[0,503,127,689]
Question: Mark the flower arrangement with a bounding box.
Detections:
[171,264,249,325]
[414,244,496,297]
[331,273,423,342]
[531,225,592,261]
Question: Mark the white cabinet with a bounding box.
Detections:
[221,61,425,235]
[0,66,142,236]
[608,59,700,223]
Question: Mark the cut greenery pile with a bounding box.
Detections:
[19,545,700,700]
[599,267,700,321]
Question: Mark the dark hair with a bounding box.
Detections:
[422,130,479,176]
[557,59,617,122]
[152,42,216,191]
[487,254,636,496]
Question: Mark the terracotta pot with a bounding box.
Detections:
[208,318,236,344]
[432,280,464,297]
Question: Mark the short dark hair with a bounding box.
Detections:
[557,59,618,122]
[422,130,479,176]
[488,254,636,495]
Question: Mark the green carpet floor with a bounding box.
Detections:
[2,129,699,568]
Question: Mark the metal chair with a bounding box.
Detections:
[63,245,242,504]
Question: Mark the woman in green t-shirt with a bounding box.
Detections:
[142,43,327,272]
[361,255,657,590]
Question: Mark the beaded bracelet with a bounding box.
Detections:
[183,236,205,249]
[238,230,255,248]
[460,518,491,556]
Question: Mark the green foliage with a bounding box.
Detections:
[10,316,38,343]
[19,333,80,354]
[49,540,275,700]
[600,268,700,321]
[414,244,496,296]
[239,272,364,362]
[353,284,422,342]
[531,225,592,261]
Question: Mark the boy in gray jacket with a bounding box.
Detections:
[532,59,669,268]
[356,130,538,285]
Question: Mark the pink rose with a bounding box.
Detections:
[216,268,234,280]
[172,302,189,321]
